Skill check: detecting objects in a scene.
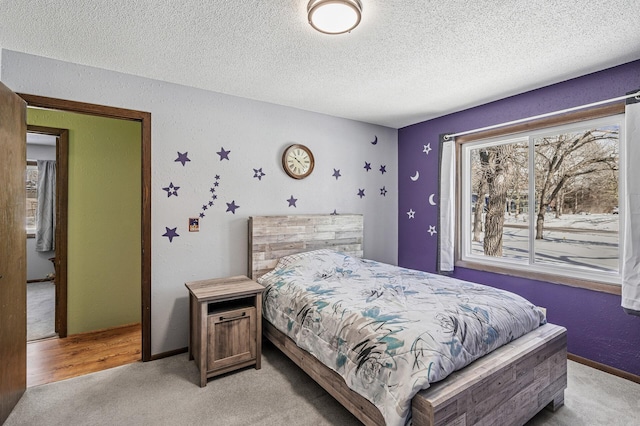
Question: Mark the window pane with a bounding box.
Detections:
[533,125,620,272]
[26,163,38,233]
[469,141,529,261]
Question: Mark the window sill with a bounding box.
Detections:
[455,259,621,296]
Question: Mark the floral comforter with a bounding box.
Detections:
[257,250,545,426]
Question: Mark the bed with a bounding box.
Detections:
[248,214,567,426]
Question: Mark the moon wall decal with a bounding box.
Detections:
[371,135,378,145]
[410,171,419,181]
[428,193,437,206]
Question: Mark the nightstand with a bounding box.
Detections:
[185,275,264,387]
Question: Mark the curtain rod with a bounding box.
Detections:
[443,90,640,140]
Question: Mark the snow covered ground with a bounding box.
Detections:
[471,213,619,272]
[503,213,619,232]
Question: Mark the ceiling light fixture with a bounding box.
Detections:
[307,0,363,35]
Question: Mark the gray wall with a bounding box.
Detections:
[2,49,398,355]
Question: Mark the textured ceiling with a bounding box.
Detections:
[2,0,639,128]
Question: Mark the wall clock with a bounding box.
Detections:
[282,144,315,179]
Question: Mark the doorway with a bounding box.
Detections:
[19,93,152,363]
[25,128,67,341]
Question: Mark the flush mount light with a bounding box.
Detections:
[307,0,363,35]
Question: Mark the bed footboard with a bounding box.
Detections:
[411,323,567,426]
[264,320,566,426]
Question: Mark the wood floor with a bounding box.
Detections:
[27,323,141,387]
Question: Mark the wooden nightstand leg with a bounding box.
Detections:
[199,302,208,387]
[188,294,194,361]
[255,293,262,370]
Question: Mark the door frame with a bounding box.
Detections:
[19,93,152,362]
[27,125,69,337]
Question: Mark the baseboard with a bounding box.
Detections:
[150,346,188,361]
[568,353,640,384]
[67,322,140,337]
[27,278,53,283]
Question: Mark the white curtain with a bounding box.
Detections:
[622,100,640,315]
[438,136,456,273]
[36,160,56,252]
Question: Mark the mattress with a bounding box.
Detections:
[257,250,546,426]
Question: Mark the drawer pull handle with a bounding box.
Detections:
[220,312,246,321]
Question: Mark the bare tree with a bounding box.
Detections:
[506,145,529,220]
[470,149,487,242]
[480,144,515,256]
[534,129,618,239]
[472,180,486,242]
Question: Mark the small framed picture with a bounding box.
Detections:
[189,218,200,232]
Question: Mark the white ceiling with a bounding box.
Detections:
[2,0,639,129]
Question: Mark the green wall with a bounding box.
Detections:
[27,108,141,334]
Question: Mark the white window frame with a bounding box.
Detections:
[459,113,625,287]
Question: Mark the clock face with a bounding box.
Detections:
[282,144,314,179]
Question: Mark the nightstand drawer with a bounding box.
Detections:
[208,306,256,371]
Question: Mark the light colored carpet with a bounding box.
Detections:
[5,343,640,425]
[27,281,56,341]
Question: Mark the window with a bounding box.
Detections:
[26,160,38,236]
[460,113,624,286]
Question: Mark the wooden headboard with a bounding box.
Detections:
[248,214,363,280]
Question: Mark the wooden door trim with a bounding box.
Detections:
[27,125,69,338]
[19,94,152,362]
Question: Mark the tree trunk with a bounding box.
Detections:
[536,211,546,239]
[556,189,564,218]
[485,189,507,256]
[482,146,512,256]
[472,185,485,242]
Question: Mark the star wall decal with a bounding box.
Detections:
[162,182,180,197]
[226,200,239,214]
[333,169,341,180]
[253,168,266,180]
[428,225,437,236]
[364,162,371,172]
[196,175,223,221]
[380,186,387,196]
[162,226,179,242]
[175,152,190,166]
[357,189,365,198]
[407,209,415,219]
[217,147,231,161]
[423,143,432,155]
[287,195,298,207]
[379,165,386,174]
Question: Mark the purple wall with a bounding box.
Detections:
[398,60,640,376]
